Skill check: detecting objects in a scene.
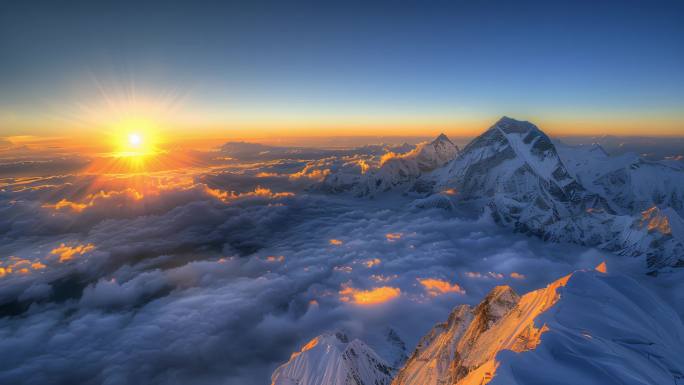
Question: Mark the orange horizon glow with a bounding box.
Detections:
[3,113,684,151]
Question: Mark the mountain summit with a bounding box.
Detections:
[432,116,610,236]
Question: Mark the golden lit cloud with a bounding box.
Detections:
[418,278,465,296]
[339,285,401,305]
[385,233,402,241]
[363,258,381,268]
[510,272,526,279]
[42,189,144,213]
[329,239,343,246]
[0,257,49,277]
[204,186,294,203]
[289,167,330,181]
[265,255,285,263]
[50,243,96,262]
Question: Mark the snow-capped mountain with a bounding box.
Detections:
[318,116,684,268]
[430,116,610,237]
[410,133,460,172]
[426,117,684,269]
[556,141,684,216]
[275,266,684,385]
[322,133,459,196]
[490,267,684,385]
[575,206,684,268]
[393,270,569,385]
[271,330,407,385]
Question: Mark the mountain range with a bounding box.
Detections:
[321,117,684,270]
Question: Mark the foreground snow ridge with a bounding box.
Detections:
[271,331,395,385]
[274,263,684,385]
[393,269,571,385]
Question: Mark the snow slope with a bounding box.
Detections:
[274,266,684,385]
[491,269,684,385]
[271,330,405,385]
[393,271,571,385]
[556,141,684,216]
[396,264,684,385]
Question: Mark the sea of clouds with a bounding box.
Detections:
[0,143,681,385]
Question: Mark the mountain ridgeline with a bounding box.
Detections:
[272,265,684,385]
[321,116,684,270]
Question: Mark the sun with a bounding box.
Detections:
[111,118,160,157]
[128,133,142,147]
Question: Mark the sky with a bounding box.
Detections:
[1,0,683,141]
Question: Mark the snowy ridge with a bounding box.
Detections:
[273,265,684,385]
[323,133,459,196]
[556,141,684,216]
[491,268,684,385]
[271,330,404,385]
[393,271,570,385]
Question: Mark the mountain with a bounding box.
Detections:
[317,116,684,268]
[426,117,684,269]
[219,141,415,162]
[273,266,684,385]
[393,271,568,385]
[431,116,610,237]
[322,133,459,196]
[489,267,684,385]
[576,206,684,269]
[395,265,684,385]
[271,330,407,385]
[411,134,460,172]
[556,141,684,216]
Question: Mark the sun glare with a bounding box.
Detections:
[111,118,160,158]
[129,133,142,147]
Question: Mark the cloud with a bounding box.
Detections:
[0,146,657,385]
[339,285,401,305]
[418,278,465,296]
[50,243,96,262]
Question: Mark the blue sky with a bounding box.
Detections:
[1,0,683,136]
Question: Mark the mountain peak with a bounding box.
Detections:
[431,133,452,144]
[492,116,542,135]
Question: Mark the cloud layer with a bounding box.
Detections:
[0,144,678,385]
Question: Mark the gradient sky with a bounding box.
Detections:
[1,0,683,139]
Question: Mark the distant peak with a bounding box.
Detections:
[595,261,607,273]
